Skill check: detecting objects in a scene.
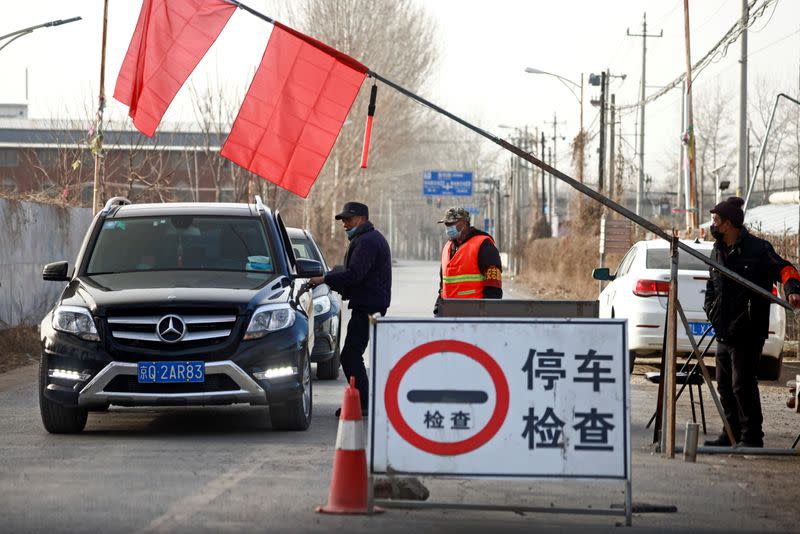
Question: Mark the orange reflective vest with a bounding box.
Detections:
[441,235,493,298]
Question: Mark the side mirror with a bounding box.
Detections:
[43,261,70,281]
[294,258,323,278]
[592,267,615,281]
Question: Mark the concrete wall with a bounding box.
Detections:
[0,199,93,327]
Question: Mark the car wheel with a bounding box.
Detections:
[269,355,312,431]
[757,354,782,381]
[316,323,341,380]
[38,355,88,434]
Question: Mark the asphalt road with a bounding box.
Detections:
[1,260,799,533]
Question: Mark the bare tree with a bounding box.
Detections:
[748,78,792,204]
[695,84,736,212]
[280,0,441,258]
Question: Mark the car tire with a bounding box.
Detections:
[628,351,636,374]
[38,356,88,434]
[270,356,312,431]
[757,354,782,381]
[316,323,341,380]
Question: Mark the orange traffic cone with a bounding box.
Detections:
[316,377,383,514]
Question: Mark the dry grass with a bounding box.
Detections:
[0,326,40,374]
[517,234,626,300]
[516,199,626,300]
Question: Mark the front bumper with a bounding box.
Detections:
[311,312,339,363]
[41,317,310,408]
[77,360,266,407]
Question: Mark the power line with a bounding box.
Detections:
[748,27,800,57]
[616,0,778,113]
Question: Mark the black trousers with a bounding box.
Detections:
[715,339,765,443]
[340,308,374,410]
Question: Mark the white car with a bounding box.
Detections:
[593,238,785,379]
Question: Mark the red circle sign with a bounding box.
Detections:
[384,339,510,456]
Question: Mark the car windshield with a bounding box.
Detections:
[86,215,275,275]
[645,248,711,271]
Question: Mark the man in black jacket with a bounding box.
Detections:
[309,201,391,415]
[703,196,800,447]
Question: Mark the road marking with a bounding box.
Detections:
[137,448,266,534]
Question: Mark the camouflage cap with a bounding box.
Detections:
[437,207,471,224]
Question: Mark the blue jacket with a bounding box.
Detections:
[324,222,392,313]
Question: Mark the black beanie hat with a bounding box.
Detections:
[710,196,745,228]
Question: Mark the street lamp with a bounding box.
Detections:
[0,17,82,53]
[525,67,584,185]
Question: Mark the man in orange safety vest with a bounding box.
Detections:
[434,207,502,315]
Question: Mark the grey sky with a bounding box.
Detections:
[1,0,798,191]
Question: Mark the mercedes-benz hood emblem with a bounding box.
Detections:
[156,315,186,343]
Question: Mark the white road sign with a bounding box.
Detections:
[369,318,630,479]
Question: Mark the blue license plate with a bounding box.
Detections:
[688,322,715,337]
[137,361,205,383]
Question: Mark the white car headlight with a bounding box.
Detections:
[312,295,331,316]
[244,304,296,340]
[52,306,99,341]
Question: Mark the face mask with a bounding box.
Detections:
[445,225,460,240]
[709,224,723,241]
[346,226,360,238]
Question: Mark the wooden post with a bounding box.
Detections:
[664,234,679,457]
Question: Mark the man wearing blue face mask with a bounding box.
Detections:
[309,201,391,416]
[434,207,502,316]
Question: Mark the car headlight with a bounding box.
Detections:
[244,304,296,340]
[52,305,100,341]
[312,295,331,316]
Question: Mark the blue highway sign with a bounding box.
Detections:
[423,171,473,196]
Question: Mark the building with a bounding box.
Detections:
[0,107,243,203]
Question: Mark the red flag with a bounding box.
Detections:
[221,22,368,198]
[114,0,236,137]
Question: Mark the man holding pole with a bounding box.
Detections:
[703,196,800,447]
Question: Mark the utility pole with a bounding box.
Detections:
[683,0,698,229]
[540,131,547,219]
[579,73,585,184]
[597,71,607,193]
[548,113,566,227]
[737,0,749,196]
[608,94,616,198]
[628,12,663,215]
[92,0,109,213]
[678,80,685,214]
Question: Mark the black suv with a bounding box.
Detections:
[39,196,322,433]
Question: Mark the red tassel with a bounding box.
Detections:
[360,83,377,169]
[360,115,373,168]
